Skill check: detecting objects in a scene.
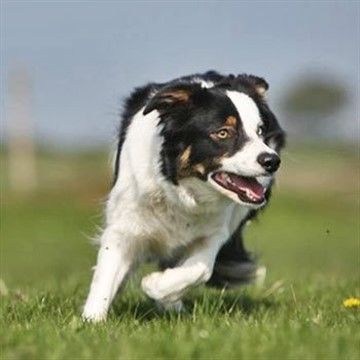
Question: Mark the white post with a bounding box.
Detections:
[6,67,37,193]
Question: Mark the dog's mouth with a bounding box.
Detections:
[211,172,265,204]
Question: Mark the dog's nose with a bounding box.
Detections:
[257,152,281,173]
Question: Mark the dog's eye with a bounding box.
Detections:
[210,127,234,141]
[257,125,265,137]
[216,129,230,139]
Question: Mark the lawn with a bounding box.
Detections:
[1,143,359,359]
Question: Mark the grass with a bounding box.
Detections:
[1,143,359,359]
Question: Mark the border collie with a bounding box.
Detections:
[82,71,285,321]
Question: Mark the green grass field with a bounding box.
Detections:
[1,143,359,359]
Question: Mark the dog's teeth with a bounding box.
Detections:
[245,188,257,201]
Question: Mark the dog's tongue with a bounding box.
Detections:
[228,174,264,200]
[212,172,266,203]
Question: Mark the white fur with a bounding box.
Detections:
[141,228,229,304]
[83,90,278,322]
[82,226,133,322]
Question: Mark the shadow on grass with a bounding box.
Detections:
[187,290,278,317]
[111,290,277,323]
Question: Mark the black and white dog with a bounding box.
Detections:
[82,71,285,321]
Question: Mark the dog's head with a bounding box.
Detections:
[143,75,285,209]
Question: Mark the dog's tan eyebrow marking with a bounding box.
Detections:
[179,146,192,167]
[224,116,237,128]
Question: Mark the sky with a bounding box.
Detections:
[1,1,359,148]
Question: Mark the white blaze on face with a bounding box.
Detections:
[220,90,278,177]
[227,90,261,136]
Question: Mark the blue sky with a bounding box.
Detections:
[1,1,359,147]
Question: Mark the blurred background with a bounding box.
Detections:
[1,1,359,288]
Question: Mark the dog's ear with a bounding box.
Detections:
[143,84,199,115]
[233,74,269,98]
[247,75,269,97]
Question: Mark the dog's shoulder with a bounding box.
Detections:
[112,83,158,184]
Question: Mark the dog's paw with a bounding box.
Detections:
[254,265,267,288]
[141,271,164,300]
[82,305,107,323]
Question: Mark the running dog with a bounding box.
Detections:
[82,71,285,321]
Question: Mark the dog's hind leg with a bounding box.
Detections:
[82,226,134,322]
[141,232,227,308]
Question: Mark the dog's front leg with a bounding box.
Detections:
[82,226,133,322]
[141,233,227,307]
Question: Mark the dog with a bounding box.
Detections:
[82,71,285,321]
